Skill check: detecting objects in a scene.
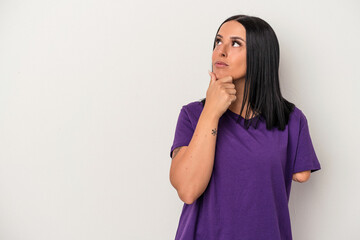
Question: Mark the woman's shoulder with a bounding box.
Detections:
[288,104,309,129]
[180,99,204,119]
[181,99,203,111]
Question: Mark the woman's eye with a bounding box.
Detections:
[233,41,241,47]
[215,39,241,47]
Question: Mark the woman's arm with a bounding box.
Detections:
[169,108,219,204]
[292,170,311,183]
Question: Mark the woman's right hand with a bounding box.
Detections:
[204,70,237,119]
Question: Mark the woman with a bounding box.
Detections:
[169,14,321,240]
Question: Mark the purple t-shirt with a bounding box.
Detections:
[170,100,321,240]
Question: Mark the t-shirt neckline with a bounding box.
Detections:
[225,108,260,121]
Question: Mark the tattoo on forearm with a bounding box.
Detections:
[211,128,217,136]
[172,128,217,159]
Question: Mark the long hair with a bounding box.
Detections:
[200,14,295,131]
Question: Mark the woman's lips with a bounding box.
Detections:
[215,63,228,67]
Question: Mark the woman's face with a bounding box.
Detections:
[212,20,247,81]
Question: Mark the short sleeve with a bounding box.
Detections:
[292,113,321,174]
[170,106,194,158]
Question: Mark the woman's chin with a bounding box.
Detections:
[214,71,231,79]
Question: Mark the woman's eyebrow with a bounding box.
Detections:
[216,34,246,43]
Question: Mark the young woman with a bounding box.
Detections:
[169,14,321,240]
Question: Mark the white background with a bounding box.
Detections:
[0,0,359,239]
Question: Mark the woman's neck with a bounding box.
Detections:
[228,77,256,119]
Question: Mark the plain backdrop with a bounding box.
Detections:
[0,0,359,239]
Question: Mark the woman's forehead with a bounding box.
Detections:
[218,20,246,40]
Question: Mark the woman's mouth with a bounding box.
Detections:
[215,62,228,68]
[214,61,229,68]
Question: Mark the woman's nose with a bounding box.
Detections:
[217,45,227,57]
